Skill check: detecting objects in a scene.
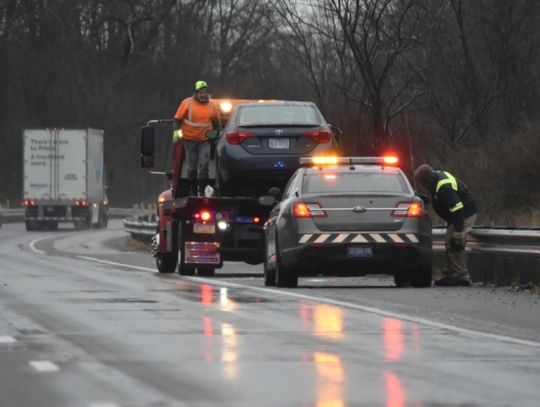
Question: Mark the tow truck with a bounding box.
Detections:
[140,99,276,275]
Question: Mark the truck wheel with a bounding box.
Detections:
[25,220,38,231]
[275,252,298,288]
[410,264,432,288]
[197,267,215,276]
[155,252,178,273]
[178,262,196,276]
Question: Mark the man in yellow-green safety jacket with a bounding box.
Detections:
[414,164,478,286]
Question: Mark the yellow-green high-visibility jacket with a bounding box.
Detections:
[430,171,477,231]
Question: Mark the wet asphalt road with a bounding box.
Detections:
[1,220,539,407]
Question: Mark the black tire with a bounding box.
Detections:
[155,252,178,274]
[197,266,216,276]
[275,252,298,288]
[410,264,433,288]
[264,255,276,287]
[178,262,196,275]
[25,220,37,231]
[394,272,410,287]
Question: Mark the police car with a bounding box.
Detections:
[263,156,432,288]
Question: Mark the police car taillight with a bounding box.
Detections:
[392,202,423,217]
[293,202,327,218]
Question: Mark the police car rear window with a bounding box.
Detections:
[237,105,319,126]
[303,172,409,194]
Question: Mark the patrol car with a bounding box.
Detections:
[263,156,432,288]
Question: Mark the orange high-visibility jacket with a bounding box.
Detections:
[174,97,221,141]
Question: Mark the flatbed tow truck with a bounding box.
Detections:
[140,99,276,275]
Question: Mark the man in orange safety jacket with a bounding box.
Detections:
[173,80,221,196]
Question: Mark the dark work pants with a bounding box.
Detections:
[183,140,210,181]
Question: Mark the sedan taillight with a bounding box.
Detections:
[225,131,256,145]
[392,202,423,217]
[303,128,332,144]
[293,202,327,218]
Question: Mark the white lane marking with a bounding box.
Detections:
[298,234,312,244]
[29,361,60,372]
[351,234,368,243]
[29,235,54,255]
[388,234,404,243]
[314,234,331,244]
[370,233,386,243]
[88,403,120,407]
[0,336,16,344]
[77,256,154,272]
[406,234,419,243]
[77,256,540,349]
[333,234,349,243]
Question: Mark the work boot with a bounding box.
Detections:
[198,179,209,197]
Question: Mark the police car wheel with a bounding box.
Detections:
[410,264,432,288]
[393,272,410,287]
[275,253,298,288]
[264,255,276,286]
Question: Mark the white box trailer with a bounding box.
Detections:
[23,129,108,230]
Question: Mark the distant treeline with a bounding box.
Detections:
[1,0,539,224]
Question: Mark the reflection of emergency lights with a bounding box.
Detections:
[313,304,344,340]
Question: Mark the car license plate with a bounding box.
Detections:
[269,138,289,149]
[347,245,373,258]
[193,223,215,234]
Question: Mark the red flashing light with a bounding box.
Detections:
[194,209,213,222]
[23,199,37,206]
[225,131,256,145]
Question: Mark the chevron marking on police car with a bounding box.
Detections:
[314,234,331,243]
[370,233,386,243]
[298,233,419,244]
[333,234,349,243]
[298,234,313,244]
[351,234,369,243]
[388,234,404,243]
[406,234,419,243]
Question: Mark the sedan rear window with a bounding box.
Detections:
[237,105,320,126]
[303,172,409,194]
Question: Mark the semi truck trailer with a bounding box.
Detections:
[23,128,108,231]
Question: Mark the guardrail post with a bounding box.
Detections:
[132,203,139,221]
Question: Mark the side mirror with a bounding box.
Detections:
[328,123,342,143]
[258,195,277,207]
[141,126,155,168]
[206,129,219,141]
[268,187,283,202]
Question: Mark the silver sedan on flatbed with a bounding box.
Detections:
[263,156,433,288]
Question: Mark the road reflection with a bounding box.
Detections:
[384,371,406,407]
[299,302,345,340]
[383,318,404,362]
[313,352,345,407]
[221,323,239,380]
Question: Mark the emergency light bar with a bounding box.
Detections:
[300,156,399,166]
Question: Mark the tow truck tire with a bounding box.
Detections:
[25,220,38,231]
[156,252,178,274]
[197,267,215,276]
[275,252,298,288]
[178,263,196,275]
[410,264,432,288]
